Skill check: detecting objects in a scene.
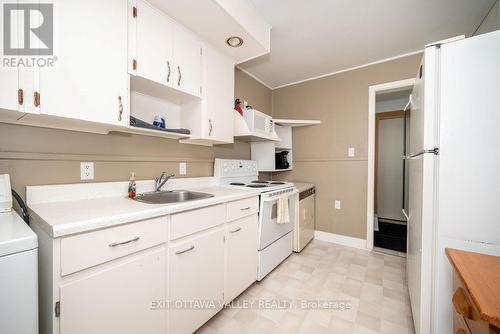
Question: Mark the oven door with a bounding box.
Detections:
[258,190,298,250]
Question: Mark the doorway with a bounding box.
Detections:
[373,90,411,254]
[366,79,415,252]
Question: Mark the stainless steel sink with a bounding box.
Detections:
[133,190,214,204]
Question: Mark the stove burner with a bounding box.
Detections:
[251,180,269,183]
[247,184,268,188]
[270,181,285,185]
[229,182,245,186]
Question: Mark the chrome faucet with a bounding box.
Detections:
[155,172,175,192]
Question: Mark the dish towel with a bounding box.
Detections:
[277,196,290,224]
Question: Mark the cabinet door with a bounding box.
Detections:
[169,228,224,334]
[173,26,202,97]
[59,248,166,334]
[0,70,19,113]
[135,0,174,87]
[225,214,258,302]
[202,45,234,143]
[38,0,128,126]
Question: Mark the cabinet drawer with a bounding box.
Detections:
[170,204,225,240]
[61,217,167,276]
[452,273,492,334]
[226,197,259,222]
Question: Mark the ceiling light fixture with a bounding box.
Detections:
[226,36,244,48]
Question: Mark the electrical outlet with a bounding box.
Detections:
[348,147,355,157]
[179,162,187,176]
[80,162,94,180]
[335,200,341,210]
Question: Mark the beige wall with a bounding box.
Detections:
[271,54,422,239]
[0,69,272,200]
[235,68,272,115]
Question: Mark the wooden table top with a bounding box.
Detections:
[446,248,500,328]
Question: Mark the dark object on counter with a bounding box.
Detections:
[275,151,290,169]
[130,116,190,135]
[374,221,407,252]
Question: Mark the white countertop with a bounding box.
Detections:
[27,180,260,238]
[0,211,37,257]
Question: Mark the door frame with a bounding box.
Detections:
[366,78,415,250]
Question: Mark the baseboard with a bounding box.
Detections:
[314,230,367,250]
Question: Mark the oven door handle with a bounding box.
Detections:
[262,190,299,202]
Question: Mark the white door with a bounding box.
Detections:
[169,228,224,334]
[134,0,174,87]
[202,45,234,143]
[0,2,38,115]
[0,70,19,113]
[407,48,437,334]
[38,0,128,126]
[59,248,166,334]
[173,26,202,97]
[225,215,258,302]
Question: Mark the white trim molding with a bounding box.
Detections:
[366,78,416,251]
[314,230,367,250]
[271,50,423,90]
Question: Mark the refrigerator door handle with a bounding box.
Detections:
[402,209,409,221]
[405,148,439,160]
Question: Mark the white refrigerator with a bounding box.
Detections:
[406,30,500,334]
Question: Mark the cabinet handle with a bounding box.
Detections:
[34,91,40,107]
[18,89,24,105]
[229,227,241,233]
[177,66,181,86]
[175,245,195,254]
[209,119,213,136]
[240,206,251,211]
[167,61,171,83]
[118,96,123,121]
[452,287,473,319]
[455,329,466,334]
[108,235,140,247]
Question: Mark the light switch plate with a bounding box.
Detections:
[348,147,355,157]
[80,162,94,180]
[179,162,187,176]
[335,200,341,210]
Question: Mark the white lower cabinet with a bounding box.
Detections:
[169,227,224,334]
[33,196,259,334]
[59,247,166,334]
[224,214,258,302]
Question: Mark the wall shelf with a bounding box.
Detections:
[111,126,192,140]
[273,119,321,127]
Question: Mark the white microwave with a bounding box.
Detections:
[242,108,274,136]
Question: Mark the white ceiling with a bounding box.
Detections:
[239,0,496,89]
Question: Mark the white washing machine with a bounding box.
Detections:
[0,174,38,334]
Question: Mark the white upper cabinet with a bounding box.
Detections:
[38,0,129,126]
[129,0,202,98]
[181,44,234,145]
[173,26,202,97]
[133,0,174,87]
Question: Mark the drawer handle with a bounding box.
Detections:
[452,287,473,319]
[456,329,467,334]
[175,245,195,254]
[108,236,140,247]
[230,227,241,233]
[240,207,251,211]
